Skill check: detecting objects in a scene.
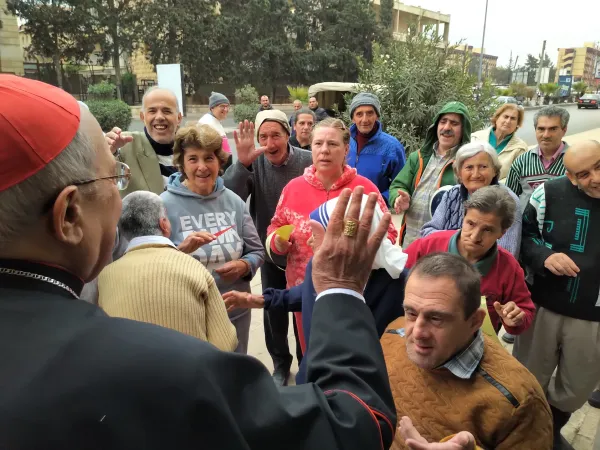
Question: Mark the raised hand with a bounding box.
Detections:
[394,190,411,213]
[105,127,134,155]
[177,231,215,254]
[233,120,267,167]
[310,186,391,295]
[493,301,525,328]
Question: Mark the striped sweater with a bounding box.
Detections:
[505,143,567,210]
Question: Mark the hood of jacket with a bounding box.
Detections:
[422,101,472,158]
[166,172,225,199]
[303,164,357,190]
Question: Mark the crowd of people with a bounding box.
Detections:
[1,74,599,450]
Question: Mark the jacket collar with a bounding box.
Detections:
[350,121,381,140]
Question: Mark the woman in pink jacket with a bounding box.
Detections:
[267,118,397,353]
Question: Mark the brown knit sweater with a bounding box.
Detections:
[98,244,237,352]
[382,317,552,450]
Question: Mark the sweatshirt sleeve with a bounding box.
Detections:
[403,238,424,269]
[420,190,451,237]
[501,261,535,335]
[520,184,554,274]
[240,206,264,281]
[389,151,419,208]
[223,160,255,202]
[203,276,238,352]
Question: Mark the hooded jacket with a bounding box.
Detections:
[160,175,264,319]
[388,101,472,208]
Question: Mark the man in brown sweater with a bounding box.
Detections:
[382,253,552,450]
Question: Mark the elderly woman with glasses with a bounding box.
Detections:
[420,142,522,257]
[471,104,528,182]
[266,118,398,354]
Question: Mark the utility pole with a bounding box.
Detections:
[534,40,546,105]
[477,0,489,86]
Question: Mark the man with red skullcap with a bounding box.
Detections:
[105,86,182,196]
[0,76,412,450]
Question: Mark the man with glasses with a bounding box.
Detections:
[198,92,233,170]
[223,110,312,386]
[105,86,182,196]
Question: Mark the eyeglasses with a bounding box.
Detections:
[73,161,131,191]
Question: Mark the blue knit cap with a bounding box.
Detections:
[209,92,229,109]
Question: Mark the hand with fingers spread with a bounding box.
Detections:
[222,291,264,313]
[105,127,134,155]
[399,416,477,450]
[310,186,392,295]
[544,253,580,277]
[177,231,216,254]
[493,301,525,328]
[234,120,267,167]
[394,190,411,213]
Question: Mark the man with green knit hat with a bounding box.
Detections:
[389,101,472,246]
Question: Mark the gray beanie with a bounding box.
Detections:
[209,91,230,109]
[349,92,381,119]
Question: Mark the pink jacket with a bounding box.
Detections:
[268,165,397,290]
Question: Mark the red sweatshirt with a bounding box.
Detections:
[267,164,397,352]
[405,230,535,335]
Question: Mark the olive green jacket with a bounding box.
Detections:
[115,132,165,197]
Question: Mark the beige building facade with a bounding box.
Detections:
[556,42,600,85]
[0,0,24,75]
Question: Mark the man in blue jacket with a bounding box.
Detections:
[348,92,406,205]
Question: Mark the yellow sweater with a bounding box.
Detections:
[98,244,237,352]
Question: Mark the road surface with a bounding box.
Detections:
[127,104,600,161]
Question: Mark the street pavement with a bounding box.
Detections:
[127,104,600,162]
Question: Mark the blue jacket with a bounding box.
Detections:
[348,122,406,204]
[263,258,407,384]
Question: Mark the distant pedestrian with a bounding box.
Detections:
[308,96,329,122]
[289,99,303,135]
[259,95,273,112]
[198,91,233,170]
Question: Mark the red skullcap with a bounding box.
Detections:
[0,75,81,192]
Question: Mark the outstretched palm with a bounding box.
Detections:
[234,120,267,167]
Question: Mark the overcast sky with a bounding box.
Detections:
[405,0,600,67]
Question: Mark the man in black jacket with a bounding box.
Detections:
[0,74,399,450]
[514,140,600,450]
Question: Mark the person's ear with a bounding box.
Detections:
[139,110,145,122]
[159,217,171,237]
[470,308,487,332]
[50,186,85,246]
[177,111,183,126]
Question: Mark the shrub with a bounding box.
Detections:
[234,84,259,122]
[233,103,258,123]
[86,99,132,132]
[287,85,309,103]
[88,81,116,100]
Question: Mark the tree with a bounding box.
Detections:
[573,81,588,97]
[7,0,98,88]
[492,65,511,85]
[352,28,496,154]
[524,54,539,85]
[509,82,528,98]
[539,83,560,104]
[379,0,394,42]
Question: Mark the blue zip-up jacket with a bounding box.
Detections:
[263,258,407,384]
[348,122,406,204]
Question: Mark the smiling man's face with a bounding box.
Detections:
[140,89,182,144]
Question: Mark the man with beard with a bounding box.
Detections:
[105,87,182,196]
[514,140,600,450]
[223,110,312,386]
[288,108,315,151]
[389,102,472,246]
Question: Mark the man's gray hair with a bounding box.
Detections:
[295,108,317,122]
[119,191,168,241]
[453,141,502,180]
[0,130,96,251]
[142,86,180,113]
[408,252,481,318]
[463,185,516,231]
[534,105,570,129]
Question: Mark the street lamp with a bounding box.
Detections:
[477,0,489,85]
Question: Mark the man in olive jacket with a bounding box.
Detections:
[389,101,472,245]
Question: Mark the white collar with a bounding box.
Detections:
[126,236,177,252]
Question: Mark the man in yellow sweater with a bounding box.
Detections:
[382,252,552,450]
[98,191,237,352]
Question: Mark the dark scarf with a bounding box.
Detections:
[356,122,379,154]
[144,128,177,178]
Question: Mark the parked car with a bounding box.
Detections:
[578,94,600,109]
[494,95,522,106]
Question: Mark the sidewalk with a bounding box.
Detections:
[244,125,600,446]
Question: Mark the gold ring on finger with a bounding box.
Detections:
[343,219,359,237]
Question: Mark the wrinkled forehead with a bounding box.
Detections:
[145,90,178,109]
[404,274,462,314]
[438,113,462,125]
